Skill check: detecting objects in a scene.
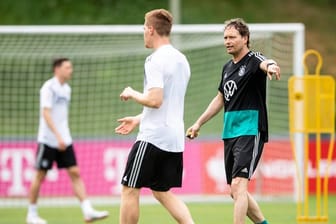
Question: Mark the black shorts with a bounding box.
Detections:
[223,133,264,185]
[121,141,183,192]
[35,143,77,170]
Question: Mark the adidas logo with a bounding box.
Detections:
[241,168,248,173]
[123,176,128,182]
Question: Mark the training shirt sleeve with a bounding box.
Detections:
[40,84,53,109]
[253,52,267,75]
[254,52,266,63]
[218,65,226,94]
[145,58,164,90]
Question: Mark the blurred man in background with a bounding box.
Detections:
[26,58,109,224]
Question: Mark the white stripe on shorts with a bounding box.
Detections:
[129,141,147,188]
[36,144,45,168]
[249,133,260,178]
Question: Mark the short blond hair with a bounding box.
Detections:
[145,9,173,36]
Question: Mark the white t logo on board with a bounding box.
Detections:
[0,148,58,196]
[0,149,34,196]
[104,148,129,194]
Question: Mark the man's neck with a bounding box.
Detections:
[55,75,66,85]
[152,36,170,50]
[232,48,249,63]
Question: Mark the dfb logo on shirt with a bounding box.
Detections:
[224,80,237,101]
[238,65,246,77]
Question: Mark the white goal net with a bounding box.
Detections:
[0,24,304,207]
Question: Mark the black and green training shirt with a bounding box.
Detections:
[218,51,269,142]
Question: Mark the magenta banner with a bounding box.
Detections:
[0,140,202,197]
[0,139,335,197]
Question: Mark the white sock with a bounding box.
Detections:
[28,204,38,217]
[81,199,93,214]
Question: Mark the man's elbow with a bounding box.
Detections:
[147,99,162,109]
[42,108,51,117]
[144,90,163,108]
[146,98,163,109]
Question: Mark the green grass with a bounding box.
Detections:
[2,196,336,224]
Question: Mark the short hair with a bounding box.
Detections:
[145,9,173,37]
[224,18,250,48]
[52,58,70,72]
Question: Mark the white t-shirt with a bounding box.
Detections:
[136,44,190,152]
[37,77,72,148]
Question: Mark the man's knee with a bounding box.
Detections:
[34,170,47,182]
[67,166,81,179]
[121,186,140,198]
[230,177,248,199]
[152,190,169,202]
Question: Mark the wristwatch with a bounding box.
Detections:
[266,62,276,69]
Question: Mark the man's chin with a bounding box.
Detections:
[144,44,150,49]
[226,50,234,55]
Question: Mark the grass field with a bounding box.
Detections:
[1,196,336,224]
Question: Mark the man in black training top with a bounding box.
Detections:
[187,18,281,224]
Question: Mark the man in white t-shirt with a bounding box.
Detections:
[115,9,194,224]
[26,58,108,224]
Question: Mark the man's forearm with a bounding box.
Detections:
[260,59,277,73]
[131,90,162,108]
[196,93,224,127]
[134,113,142,125]
[43,108,62,140]
[121,86,163,108]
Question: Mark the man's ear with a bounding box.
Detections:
[148,26,155,35]
[242,35,248,45]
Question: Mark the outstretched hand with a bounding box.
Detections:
[267,64,281,80]
[115,116,139,135]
